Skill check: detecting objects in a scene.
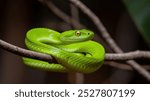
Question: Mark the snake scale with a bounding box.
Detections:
[23,28,105,73]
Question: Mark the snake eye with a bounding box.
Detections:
[75,31,81,36]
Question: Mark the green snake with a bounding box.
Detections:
[23,28,105,73]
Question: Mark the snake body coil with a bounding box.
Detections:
[23,28,105,73]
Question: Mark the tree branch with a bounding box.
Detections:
[69,0,150,81]
[105,51,150,60]
[0,39,55,63]
[104,61,150,70]
[0,39,150,63]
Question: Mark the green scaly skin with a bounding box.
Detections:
[22,28,105,73]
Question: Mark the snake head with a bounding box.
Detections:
[60,29,94,43]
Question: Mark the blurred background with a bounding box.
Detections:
[0,0,149,83]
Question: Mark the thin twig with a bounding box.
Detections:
[38,0,85,29]
[104,61,150,70]
[106,51,150,60]
[69,0,150,81]
[70,3,80,28]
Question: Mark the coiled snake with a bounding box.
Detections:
[23,28,105,73]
